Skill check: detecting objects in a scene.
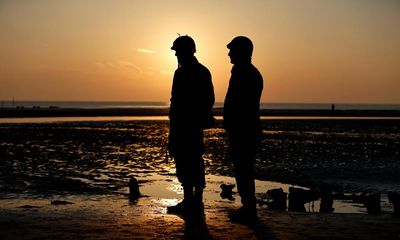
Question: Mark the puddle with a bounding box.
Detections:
[137,173,392,214]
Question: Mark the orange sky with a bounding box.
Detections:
[1,0,399,104]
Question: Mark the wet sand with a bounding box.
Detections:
[1,194,399,240]
[1,119,400,239]
[1,119,399,194]
[1,171,400,240]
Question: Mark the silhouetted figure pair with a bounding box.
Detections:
[167,36,263,225]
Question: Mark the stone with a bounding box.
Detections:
[266,188,287,211]
[129,176,141,201]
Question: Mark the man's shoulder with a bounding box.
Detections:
[250,64,263,81]
[196,62,211,75]
[174,67,182,75]
[190,62,211,81]
[250,64,261,75]
[234,64,263,81]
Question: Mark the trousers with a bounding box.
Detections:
[169,128,205,188]
[228,130,261,207]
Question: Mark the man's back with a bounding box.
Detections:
[170,57,214,130]
[223,63,263,132]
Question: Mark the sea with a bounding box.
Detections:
[1,101,400,110]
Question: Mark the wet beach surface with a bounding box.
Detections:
[1,195,400,240]
[256,119,400,192]
[1,119,400,197]
[1,119,400,239]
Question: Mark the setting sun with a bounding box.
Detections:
[1,0,399,104]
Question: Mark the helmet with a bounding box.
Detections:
[171,35,196,53]
[227,36,253,57]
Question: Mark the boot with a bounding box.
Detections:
[167,186,194,214]
[228,205,257,225]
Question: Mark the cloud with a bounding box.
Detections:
[137,48,156,54]
[119,61,143,74]
[95,61,143,75]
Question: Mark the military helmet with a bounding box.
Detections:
[171,35,196,53]
[227,36,253,57]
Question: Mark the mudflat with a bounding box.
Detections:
[1,119,399,239]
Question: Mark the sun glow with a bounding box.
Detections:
[1,0,399,103]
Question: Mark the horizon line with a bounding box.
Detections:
[1,100,400,105]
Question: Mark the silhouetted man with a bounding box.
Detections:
[224,36,263,223]
[167,36,215,214]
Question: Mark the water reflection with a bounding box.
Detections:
[140,173,377,214]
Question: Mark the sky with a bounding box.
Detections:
[1,0,399,104]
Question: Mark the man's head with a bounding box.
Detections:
[171,35,196,65]
[227,36,253,64]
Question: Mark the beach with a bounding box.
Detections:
[1,196,400,240]
[1,117,400,239]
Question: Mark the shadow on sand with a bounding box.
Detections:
[173,210,214,240]
[173,209,276,240]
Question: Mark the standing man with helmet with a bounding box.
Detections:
[167,35,215,214]
[224,36,263,223]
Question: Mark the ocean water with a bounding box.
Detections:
[0,101,167,109]
[1,101,400,110]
